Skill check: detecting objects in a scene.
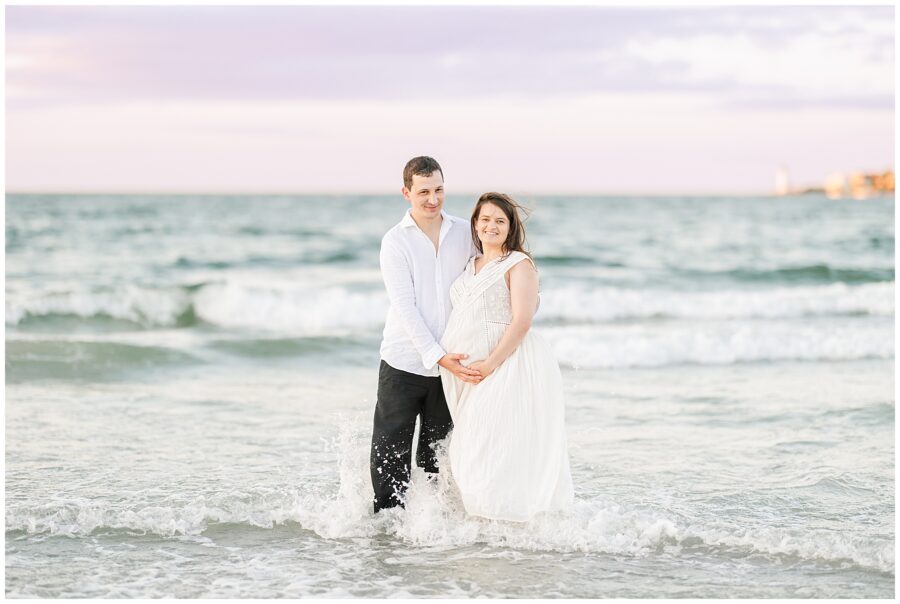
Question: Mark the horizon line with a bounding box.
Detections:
[6,189,805,198]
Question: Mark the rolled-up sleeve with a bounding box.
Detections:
[380,239,446,370]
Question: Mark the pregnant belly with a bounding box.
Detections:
[441,308,490,367]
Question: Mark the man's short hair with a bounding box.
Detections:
[403,156,443,190]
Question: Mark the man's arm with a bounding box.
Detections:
[380,238,482,383]
[380,238,446,370]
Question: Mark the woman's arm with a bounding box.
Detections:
[470,259,539,378]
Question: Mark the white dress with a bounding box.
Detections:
[439,251,574,522]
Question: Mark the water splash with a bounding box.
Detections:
[7,415,893,574]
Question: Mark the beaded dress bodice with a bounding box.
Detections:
[450,255,514,325]
[449,253,539,330]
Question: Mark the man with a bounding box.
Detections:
[370,156,482,513]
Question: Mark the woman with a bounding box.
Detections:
[439,192,574,522]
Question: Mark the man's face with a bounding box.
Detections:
[402,171,444,220]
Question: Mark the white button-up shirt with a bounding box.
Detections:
[379,208,475,376]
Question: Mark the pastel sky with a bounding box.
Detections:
[6,5,895,194]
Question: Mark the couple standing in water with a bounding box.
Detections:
[370,156,574,522]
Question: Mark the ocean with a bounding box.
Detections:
[5,193,894,597]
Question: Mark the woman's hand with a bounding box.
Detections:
[438,353,482,384]
[468,360,497,381]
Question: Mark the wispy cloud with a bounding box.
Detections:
[5,5,894,193]
[7,6,893,107]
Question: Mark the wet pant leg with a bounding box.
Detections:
[416,377,453,473]
[370,360,428,512]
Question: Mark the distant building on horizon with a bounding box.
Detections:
[823,169,894,200]
[779,167,894,199]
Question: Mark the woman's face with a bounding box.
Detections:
[476,202,510,250]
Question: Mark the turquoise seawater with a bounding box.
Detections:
[5,193,895,597]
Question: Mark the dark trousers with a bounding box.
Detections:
[370,360,452,512]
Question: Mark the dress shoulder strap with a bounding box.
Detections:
[451,251,532,310]
[500,250,536,272]
[453,252,534,310]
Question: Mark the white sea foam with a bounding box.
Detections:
[543,317,894,368]
[5,285,192,327]
[6,280,893,332]
[191,281,385,334]
[5,280,893,368]
[6,420,893,575]
[538,281,894,322]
